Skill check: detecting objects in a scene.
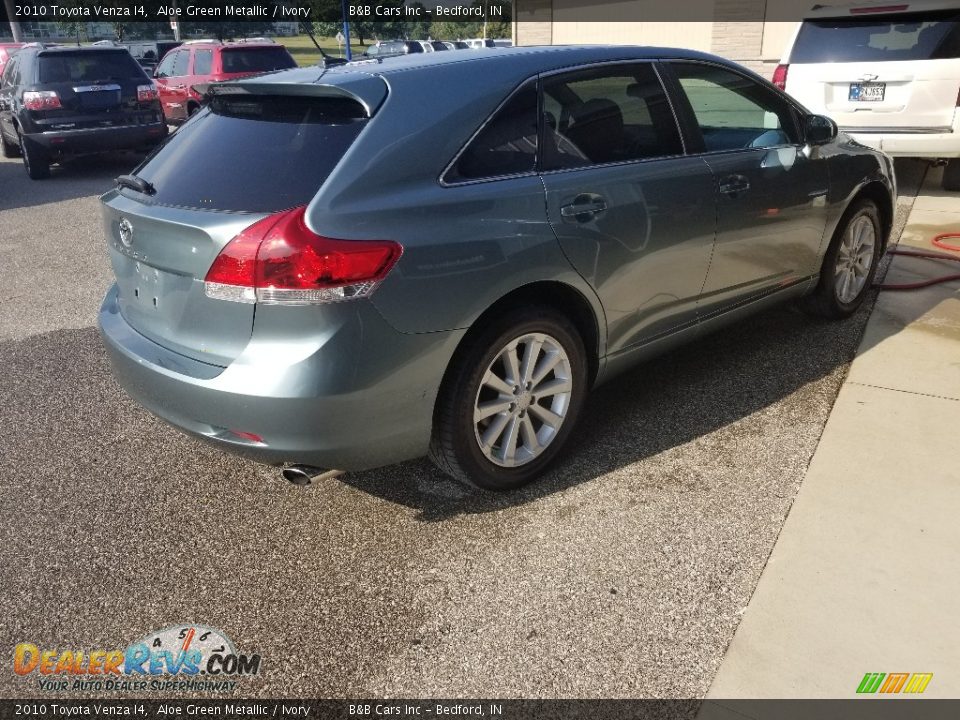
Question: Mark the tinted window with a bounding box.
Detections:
[135,95,367,212]
[541,63,683,170]
[1,57,17,87]
[791,12,960,62]
[193,49,212,75]
[155,51,177,77]
[220,47,296,74]
[170,50,189,77]
[447,81,537,182]
[38,50,145,83]
[672,63,797,151]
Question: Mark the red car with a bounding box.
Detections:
[0,43,24,77]
[152,40,297,123]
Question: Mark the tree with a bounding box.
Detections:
[56,21,84,45]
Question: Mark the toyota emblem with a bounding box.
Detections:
[118,218,133,248]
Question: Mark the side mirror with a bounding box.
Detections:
[805,114,838,146]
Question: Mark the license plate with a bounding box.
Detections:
[849,82,885,102]
[74,84,121,110]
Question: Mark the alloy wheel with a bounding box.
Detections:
[834,215,876,304]
[473,332,573,468]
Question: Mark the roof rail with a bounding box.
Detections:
[231,37,275,43]
[182,39,220,45]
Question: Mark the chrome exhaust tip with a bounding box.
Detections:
[282,465,344,486]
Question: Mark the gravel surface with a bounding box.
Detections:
[0,153,924,699]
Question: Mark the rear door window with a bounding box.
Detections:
[791,11,960,62]
[134,95,368,212]
[541,63,683,170]
[220,47,296,74]
[38,50,145,83]
[193,50,213,76]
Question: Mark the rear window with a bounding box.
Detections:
[220,47,296,74]
[134,95,367,212]
[38,50,146,83]
[791,11,960,62]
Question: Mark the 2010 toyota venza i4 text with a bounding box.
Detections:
[98,46,896,490]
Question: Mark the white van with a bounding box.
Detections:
[778,1,960,189]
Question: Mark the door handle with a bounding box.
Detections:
[560,194,608,222]
[719,174,750,196]
[170,84,186,90]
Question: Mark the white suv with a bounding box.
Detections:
[777,1,960,189]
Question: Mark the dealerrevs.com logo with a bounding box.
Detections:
[13,625,261,693]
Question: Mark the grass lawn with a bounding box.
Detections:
[279,34,371,66]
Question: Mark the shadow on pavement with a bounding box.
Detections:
[345,297,877,521]
[0,153,145,212]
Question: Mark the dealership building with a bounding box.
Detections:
[512,0,832,79]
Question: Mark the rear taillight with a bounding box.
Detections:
[204,206,402,305]
[137,84,159,102]
[23,90,61,111]
[772,64,788,92]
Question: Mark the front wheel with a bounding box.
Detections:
[800,199,882,319]
[429,308,587,491]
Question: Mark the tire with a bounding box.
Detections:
[187,103,199,117]
[429,307,588,491]
[800,199,882,319]
[1,128,20,158]
[20,132,50,180]
[943,159,960,192]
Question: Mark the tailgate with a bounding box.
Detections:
[787,60,959,130]
[101,193,263,366]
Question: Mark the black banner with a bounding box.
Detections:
[1,1,514,26]
[2,700,960,720]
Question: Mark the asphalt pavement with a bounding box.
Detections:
[0,153,925,699]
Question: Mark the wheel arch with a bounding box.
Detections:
[440,280,603,395]
[848,180,894,249]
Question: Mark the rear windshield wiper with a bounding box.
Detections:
[116,174,156,196]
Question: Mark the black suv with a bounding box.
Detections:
[0,44,168,179]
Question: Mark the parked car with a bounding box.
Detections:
[420,41,450,52]
[0,43,23,77]
[0,44,167,179]
[362,40,424,59]
[98,46,895,490]
[443,41,471,50]
[463,38,497,49]
[152,39,296,123]
[778,1,960,189]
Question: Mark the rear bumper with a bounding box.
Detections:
[97,284,464,471]
[26,122,168,154]
[843,118,960,158]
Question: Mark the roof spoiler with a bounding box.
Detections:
[192,74,388,117]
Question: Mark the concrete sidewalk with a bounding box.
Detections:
[701,165,960,708]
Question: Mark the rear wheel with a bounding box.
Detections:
[20,132,50,180]
[1,128,21,158]
[800,199,881,319]
[943,159,960,192]
[429,307,587,491]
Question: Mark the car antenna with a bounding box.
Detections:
[303,25,347,80]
